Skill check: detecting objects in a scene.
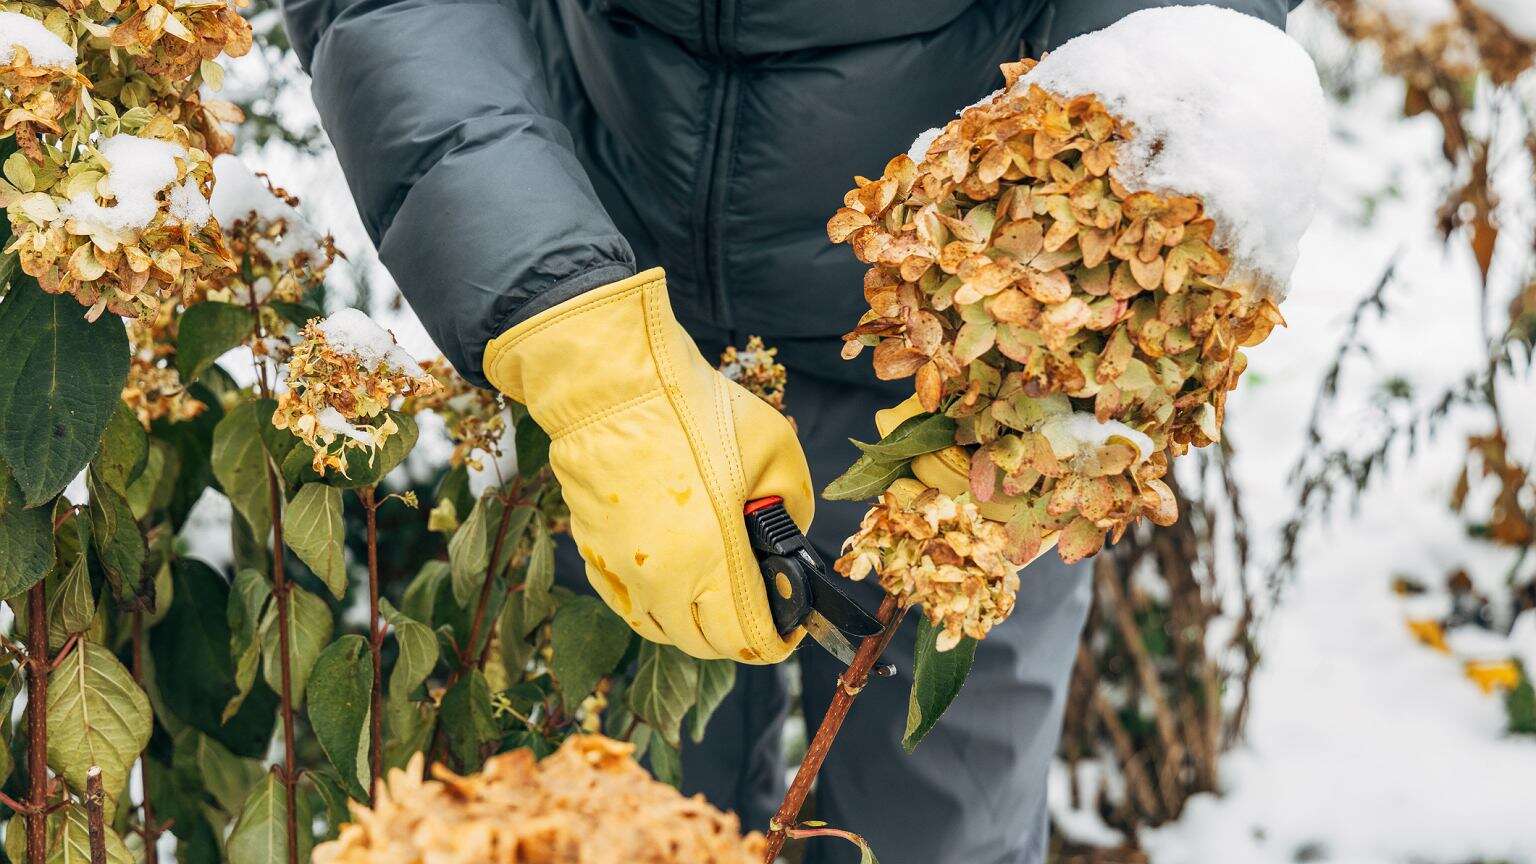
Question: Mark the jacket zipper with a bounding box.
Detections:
[694,0,736,326]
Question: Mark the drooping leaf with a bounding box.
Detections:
[439,669,498,774]
[628,641,699,747]
[42,539,94,652]
[212,401,275,542]
[226,772,314,864]
[302,769,351,843]
[151,558,278,758]
[902,617,978,752]
[645,730,682,788]
[0,460,53,597]
[282,483,347,598]
[822,452,914,501]
[400,559,449,625]
[125,438,175,521]
[520,520,556,626]
[306,634,373,800]
[260,583,333,708]
[93,402,148,494]
[448,495,521,606]
[549,595,632,713]
[46,641,152,801]
[514,415,550,478]
[176,301,253,383]
[0,278,130,507]
[688,659,736,743]
[851,412,957,460]
[224,568,271,722]
[183,730,266,817]
[153,381,222,528]
[85,468,146,602]
[381,599,437,707]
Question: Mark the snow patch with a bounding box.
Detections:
[907,126,942,163]
[318,307,427,377]
[1040,412,1156,462]
[210,154,328,263]
[317,406,371,442]
[0,11,74,70]
[61,136,200,235]
[1022,5,1327,297]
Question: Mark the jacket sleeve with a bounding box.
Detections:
[1041,0,1302,49]
[281,0,635,387]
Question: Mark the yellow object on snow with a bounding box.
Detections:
[1463,659,1522,694]
[483,268,812,663]
[1405,618,1451,654]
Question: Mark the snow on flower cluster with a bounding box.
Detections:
[0,11,75,69]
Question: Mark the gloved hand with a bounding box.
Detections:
[483,268,814,663]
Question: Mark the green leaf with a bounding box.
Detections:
[628,641,699,747]
[0,278,130,507]
[328,411,418,488]
[93,403,148,494]
[549,595,632,713]
[449,494,501,606]
[46,641,152,802]
[306,634,373,799]
[400,559,448,625]
[851,412,957,460]
[176,301,253,383]
[184,730,266,817]
[43,540,94,652]
[822,452,914,502]
[514,415,550,478]
[0,460,53,596]
[439,669,498,774]
[151,558,277,758]
[212,401,275,542]
[224,568,271,722]
[283,483,347,598]
[688,659,736,743]
[902,617,978,752]
[125,438,174,521]
[521,520,556,626]
[645,730,682,788]
[153,381,221,528]
[227,772,314,864]
[381,599,437,707]
[267,300,321,331]
[4,804,134,864]
[85,468,145,602]
[260,583,333,707]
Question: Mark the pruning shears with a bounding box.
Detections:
[744,496,884,667]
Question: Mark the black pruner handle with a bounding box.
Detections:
[744,497,883,640]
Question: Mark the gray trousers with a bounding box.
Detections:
[556,360,1091,864]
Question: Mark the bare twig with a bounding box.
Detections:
[85,768,106,864]
[25,580,49,864]
[359,486,385,800]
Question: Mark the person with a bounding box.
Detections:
[279,1,1300,861]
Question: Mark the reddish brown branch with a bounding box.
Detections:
[85,768,106,864]
[131,612,163,864]
[762,595,905,863]
[25,579,49,864]
[359,486,385,801]
[264,463,300,864]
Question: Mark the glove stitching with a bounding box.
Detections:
[714,374,766,658]
[640,282,767,659]
[483,276,660,391]
[545,387,664,440]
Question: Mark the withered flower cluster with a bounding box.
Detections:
[273,312,438,475]
[837,479,1017,650]
[314,736,764,864]
[120,298,205,427]
[718,335,789,414]
[1323,0,1531,87]
[829,61,1279,570]
[404,356,506,471]
[0,1,250,319]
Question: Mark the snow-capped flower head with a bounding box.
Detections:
[402,356,506,471]
[313,737,765,864]
[2,131,234,320]
[272,309,439,476]
[0,10,84,156]
[207,154,337,302]
[718,336,788,415]
[836,481,1019,652]
[829,7,1323,563]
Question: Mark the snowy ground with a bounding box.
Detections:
[203,6,1536,863]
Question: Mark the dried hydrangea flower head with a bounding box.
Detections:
[403,356,506,471]
[1453,0,1535,82]
[273,309,438,475]
[2,131,233,319]
[836,479,1018,650]
[718,336,788,414]
[827,7,1324,565]
[0,10,85,154]
[314,736,765,864]
[207,154,337,305]
[99,0,252,82]
[121,298,204,427]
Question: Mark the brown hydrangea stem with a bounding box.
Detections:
[24,579,49,864]
[85,767,106,864]
[131,611,163,864]
[761,595,905,863]
[263,462,301,864]
[358,486,385,800]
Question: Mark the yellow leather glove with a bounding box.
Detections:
[875,395,1059,560]
[483,268,813,663]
